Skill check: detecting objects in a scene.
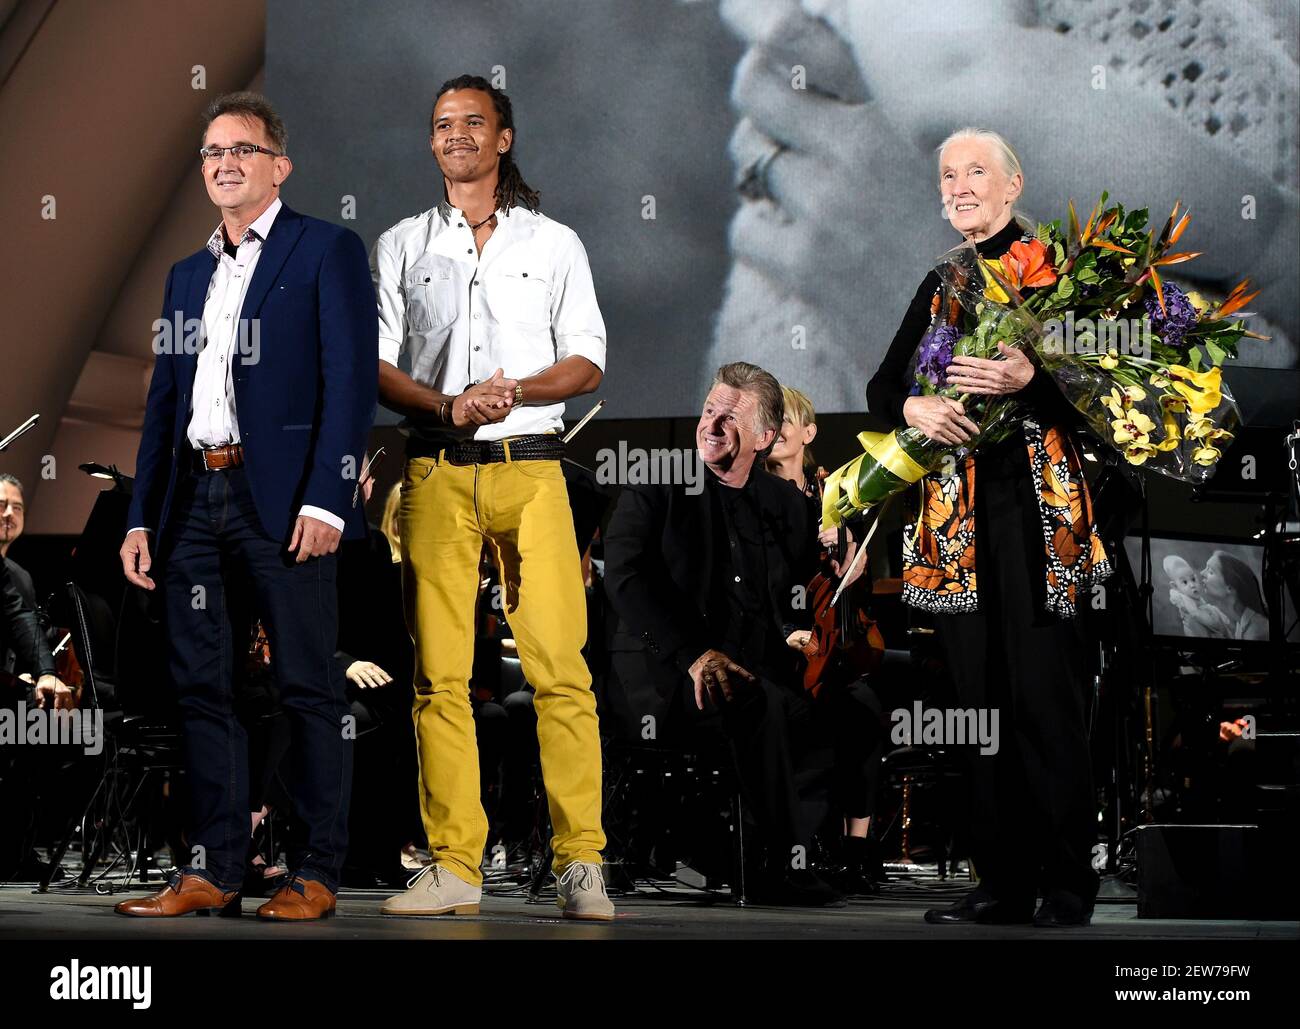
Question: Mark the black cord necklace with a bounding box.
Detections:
[468,211,497,232]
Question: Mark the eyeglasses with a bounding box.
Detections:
[199,144,283,163]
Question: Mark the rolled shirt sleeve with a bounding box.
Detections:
[551,231,607,373]
[370,229,405,368]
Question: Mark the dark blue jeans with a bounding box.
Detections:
[162,464,351,891]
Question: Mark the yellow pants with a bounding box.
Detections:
[399,451,605,886]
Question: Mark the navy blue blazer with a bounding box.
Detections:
[127,203,378,545]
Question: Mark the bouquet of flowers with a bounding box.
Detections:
[822,195,1263,527]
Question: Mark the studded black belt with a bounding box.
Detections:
[407,434,564,465]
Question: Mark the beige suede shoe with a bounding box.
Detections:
[379,863,481,916]
[556,862,615,921]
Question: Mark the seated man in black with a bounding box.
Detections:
[603,361,874,906]
[1,472,71,880]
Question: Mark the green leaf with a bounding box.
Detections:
[1188,348,1203,371]
[1205,340,1226,366]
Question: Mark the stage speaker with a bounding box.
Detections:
[1136,823,1299,920]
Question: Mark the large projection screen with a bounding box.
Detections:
[268,0,1299,421]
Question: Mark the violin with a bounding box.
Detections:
[249,621,272,669]
[799,525,885,697]
[0,628,85,705]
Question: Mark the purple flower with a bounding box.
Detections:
[912,324,960,393]
[1144,281,1198,350]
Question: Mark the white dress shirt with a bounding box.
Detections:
[371,203,606,441]
[189,197,281,450]
[131,197,342,534]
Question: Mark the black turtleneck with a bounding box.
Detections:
[864,216,1077,442]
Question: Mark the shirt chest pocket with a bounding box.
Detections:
[487,267,551,328]
[404,263,459,332]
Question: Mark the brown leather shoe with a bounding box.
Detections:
[256,876,337,921]
[114,872,241,918]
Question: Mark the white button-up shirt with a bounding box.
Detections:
[371,203,606,441]
[189,197,281,450]
[133,197,340,533]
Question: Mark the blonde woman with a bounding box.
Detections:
[768,384,880,893]
[766,385,820,499]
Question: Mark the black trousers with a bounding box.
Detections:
[720,674,881,864]
[162,464,351,891]
[606,647,881,864]
[933,452,1097,905]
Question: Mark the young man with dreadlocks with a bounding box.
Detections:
[370,75,611,920]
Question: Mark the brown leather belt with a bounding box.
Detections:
[193,443,245,472]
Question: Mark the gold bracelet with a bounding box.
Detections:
[513,384,524,405]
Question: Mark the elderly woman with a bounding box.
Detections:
[865,128,1110,928]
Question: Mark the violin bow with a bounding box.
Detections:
[563,400,606,444]
[829,498,890,608]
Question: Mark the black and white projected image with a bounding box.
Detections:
[270,0,1299,420]
[1124,536,1297,643]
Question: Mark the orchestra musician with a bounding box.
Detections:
[1,471,73,882]
[766,387,887,894]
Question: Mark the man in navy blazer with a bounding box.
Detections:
[116,92,377,920]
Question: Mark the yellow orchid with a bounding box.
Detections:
[1124,442,1158,465]
[1167,365,1222,415]
[1101,384,1147,419]
[1192,444,1223,467]
[1149,371,1171,388]
[1184,416,1213,440]
[1111,410,1157,446]
[1159,392,1185,412]
[1101,388,1128,419]
[1099,349,1120,370]
[1154,409,1182,451]
[1186,290,1209,315]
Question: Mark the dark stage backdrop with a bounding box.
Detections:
[268,0,1299,421]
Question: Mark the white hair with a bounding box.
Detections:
[937,127,1032,229]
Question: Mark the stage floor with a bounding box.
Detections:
[1,882,1295,940]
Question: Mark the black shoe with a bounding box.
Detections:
[924,890,1034,925]
[826,837,884,896]
[1,854,68,884]
[827,864,880,897]
[1033,890,1093,928]
[751,868,847,908]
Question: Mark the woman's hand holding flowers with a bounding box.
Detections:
[945,342,1035,396]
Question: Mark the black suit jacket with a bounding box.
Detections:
[2,557,54,679]
[603,468,818,686]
